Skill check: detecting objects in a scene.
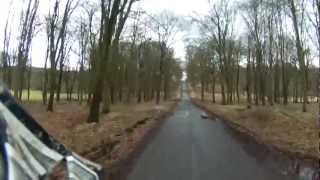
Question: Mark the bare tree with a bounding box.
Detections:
[148,11,179,104]
[246,35,252,108]
[83,2,98,104]
[88,0,138,122]
[46,0,76,111]
[42,24,50,104]
[309,0,320,120]
[26,62,32,101]
[208,0,236,105]
[102,0,138,113]
[77,18,89,104]
[14,0,39,100]
[56,43,72,102]
[2,8,14,89]
[242,0,267,105]
[187,0,318,115]
[288,0,308,112]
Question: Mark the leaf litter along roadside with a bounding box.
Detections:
[190,91,319,161]
[23,100,178,177]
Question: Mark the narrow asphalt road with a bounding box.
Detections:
[127,85,295,180]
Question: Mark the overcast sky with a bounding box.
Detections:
[0,0,210,68]
[140,0,210,62]
[0,0,318,67]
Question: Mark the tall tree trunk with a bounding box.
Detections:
[163,67,170,101]
[88,0,123,122]
[201,80,205,101]
[156,44,165,104]
[56,62,64,102]
[246,37,252,108]
[47,64,56,111]
[253,56,258,105]
[27,65,31,101]
[69,71,77,101]
[137,65,143,103]
[89,63,105,122]
[211,73,216,103]
[318,50,320,120]
[257,48,265,106]
[102,83,110,114]
[15,57,26,101]
[236,60,240,104]
[302,67,308,112]
[316,0,320,122]
[246,49,252,109]
[294,75,299,103]
[87,59,95,104]
[274,61,280,104]
[282,60,288,105]
[110,84,115,104]
[164,77,169,101]
[221,79,226,105]
[289,0,307,112]
[18,65,25,100]
[15,0,39,101]
[43,50,49,104]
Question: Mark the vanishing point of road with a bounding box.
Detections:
[127,84,296,180]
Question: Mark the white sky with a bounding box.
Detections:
[141,0,209,15]
[140,0,209,61]
[0,0,210,68]
[0,0,318,67]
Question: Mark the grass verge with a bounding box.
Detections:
[24,100,179,179]
[190,93,318,162]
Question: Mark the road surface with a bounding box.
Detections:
[127,85,296,180]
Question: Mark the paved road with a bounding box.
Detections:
[127,86,295,180]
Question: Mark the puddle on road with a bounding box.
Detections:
[219,120,318,180]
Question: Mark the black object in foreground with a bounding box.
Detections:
[0,86,104,179]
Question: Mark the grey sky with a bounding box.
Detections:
[0,0,318,67]
[0,0,210,67]
[141,0,209,62]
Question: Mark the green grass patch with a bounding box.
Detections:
[10,90,82,102]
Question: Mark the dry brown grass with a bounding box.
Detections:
[190,88,318,159]
[24,100,177,167]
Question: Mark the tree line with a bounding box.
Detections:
[1,0,182,122]
[187,0,320,112]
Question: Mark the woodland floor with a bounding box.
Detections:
[190,90,319,161]
[23,99,178,172]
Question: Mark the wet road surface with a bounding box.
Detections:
[127,87,296,180]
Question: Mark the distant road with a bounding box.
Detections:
[127,84,295,180]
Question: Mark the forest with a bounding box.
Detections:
[0,0,319,179]
[1,0,319,119]
[0,0,182,122]
[186,0,319,175]
[187,0,319,113]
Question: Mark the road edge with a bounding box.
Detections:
[190,98,319,175]
[106,99,180,180]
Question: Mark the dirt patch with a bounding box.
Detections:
[24,100,178,179]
